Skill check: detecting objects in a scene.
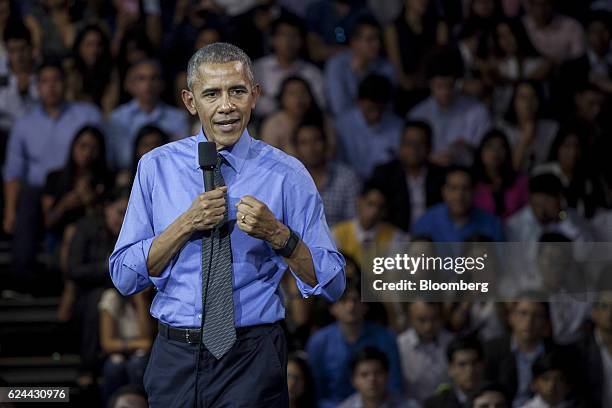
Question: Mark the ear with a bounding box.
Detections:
[181,89,197,116]
[251,83,261,109]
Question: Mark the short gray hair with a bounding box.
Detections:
[186,42,254,90]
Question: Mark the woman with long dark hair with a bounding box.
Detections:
[472,128,528,219]
[287,352,316,408]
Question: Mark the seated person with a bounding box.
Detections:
[425,335,486,408]
[340,347,419,408]
[332,181,405,266]
[519,352,579,408]
[306,277,404,408]
[398,301,455,403]
[470,382,511,408]
[107,384,148,408]
[412,166,504,242]
[99,288,153,405]
[335,74,403,180]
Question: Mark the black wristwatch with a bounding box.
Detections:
[276,227,300,258]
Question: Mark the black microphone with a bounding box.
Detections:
[198,142,217,192]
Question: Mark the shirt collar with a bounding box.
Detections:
[193,127,251,173]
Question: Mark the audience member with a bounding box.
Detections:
[332,181,405,266]
[371,120,445,232]
[292,121,360,226]
[253,14,325,118]
[522,0,584,63]
[3,60,101,291]
[412,166,504,241]
[470,382,510,408]
[260,75,324,157]
[472,129,529,220]
[306,277,404,408]
[324,16,396,117]
[99,288,152,406]
[335,74,403,180]
[106,59,188,169]
[107,384,148,408]
[425,335,486,408]
[398,301,454,403]
[408,48,491,166]
[287,352,316,408]
[519,352,578,408]
[340,347,420,408]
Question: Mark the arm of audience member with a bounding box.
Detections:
[3,121,27,234]
[383,25,411,89]
[67,222,112,287]
[99,309,152,354]
[384,330,405,394]
[143,0,162,47]
[306,336,331,407]
[324,57,349,117]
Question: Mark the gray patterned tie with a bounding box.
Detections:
[201,154,236,359]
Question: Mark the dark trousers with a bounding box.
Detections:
[143,322,289,408]
[10,185,42,291]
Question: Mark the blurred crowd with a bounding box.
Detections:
[0,0,612,407]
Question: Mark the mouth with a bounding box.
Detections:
[213,118,241,133]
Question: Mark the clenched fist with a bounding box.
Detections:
[184,186,228,232]
[235,195,289,249]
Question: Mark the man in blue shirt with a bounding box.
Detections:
[105,59,189,169]
[306,278,403,407]
[109,43,345,407]
[412,166,504,242]
[3,60,101,291]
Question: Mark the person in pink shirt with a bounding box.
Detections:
[473,129,529,220]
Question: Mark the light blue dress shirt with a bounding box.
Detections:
[109,129,346,328]
[105,100,189,169]
[3,102,101,186]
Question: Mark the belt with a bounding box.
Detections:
[157,321,279,344]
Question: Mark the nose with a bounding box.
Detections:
[219,92,235,113]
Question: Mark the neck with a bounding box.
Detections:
[404,163,424,176]
[449,210,470,226]
[406,8,423,28]
[43,102,63,118]
[276,54,294,69]
[486,169,502,187]
[138,99,158,113]
[514,335,540,353]
[362,394,386,408]
[340,321,363,343]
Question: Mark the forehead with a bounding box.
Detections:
[132,62,160,76]
[193,61,250,89]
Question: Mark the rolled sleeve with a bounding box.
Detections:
[109,155,166,295]
[285,167,346,301]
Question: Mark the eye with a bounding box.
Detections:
[230,89,247,96]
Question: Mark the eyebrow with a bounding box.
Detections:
[201,85,248,95]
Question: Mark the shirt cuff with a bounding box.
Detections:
[293,247,345,301]
[122,237,170,291]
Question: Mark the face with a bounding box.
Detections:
[592,292,612,333]
[7,39,32,72]
[472,0,495,18]
[72,131,100,168]
[38,67,65,107]
[481,136,507,172]
[294,126,325,167]
[351,25,380,61]
[449,350,483,392]
[331,290,366,325]
[287,361,306,402]
[410,302,441,342]
[514,83,538,119]
[113,394,148,408]
[406,0,429,16]
[129,62,162,105]
[533,370,569,405]
[537,244,572,289]
[496,23,517,56]
[527,0,553,25]
[509,301,548,344]
[442,171,473,218]
[357,189,386,230]
[136,131,165,160]
[281,80,312,117]
[358,99,385,125]
[352,360,388,401]
[195,29,221,50]
[430,76,455,108]
[575,89,604,122]
[0,0,10,22]
[556,134,580,173]
[399,127,430,168]
[105,197,128,237]
[79,30,104,67]
[183,61,259,150]
[473,391,508,408]
[273,23,302,60]
[529,192,561,225]
[587,21,611,56]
